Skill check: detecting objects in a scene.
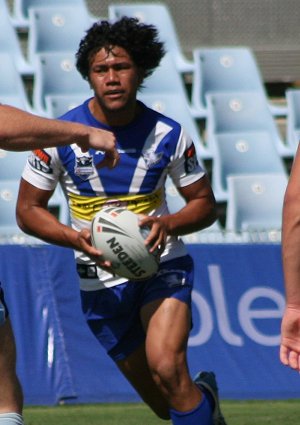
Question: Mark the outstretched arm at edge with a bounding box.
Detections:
[280,144,300,371]
[0,105,119,167]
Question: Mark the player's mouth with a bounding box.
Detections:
[105,90,124,99]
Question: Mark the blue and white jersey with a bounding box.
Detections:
[22,100,205,289]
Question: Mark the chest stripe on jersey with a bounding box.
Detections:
[69,188,163,221]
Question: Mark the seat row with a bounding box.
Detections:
[0,1,293,242]
[0,1,290,109]
[0,169,287,244]
[176,173,287,244]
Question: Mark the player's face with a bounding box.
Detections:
[88,46,143,124]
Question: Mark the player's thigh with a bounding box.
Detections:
[0,319,17,369]
[141,297,191,365]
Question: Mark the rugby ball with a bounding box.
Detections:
[91,207,159,281]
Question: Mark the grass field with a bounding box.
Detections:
[23,400,300,425]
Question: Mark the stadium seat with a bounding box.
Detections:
[139,54,190,98]
[32,52,93,115]
[0,52,33,112]
[12,0,89,28]
[0,179,69,243]
[206,92,292,157]
[0,0,33,75]
[45,94,88,118]
[108,2,194,74]
[182,220,225,244]
[191,47,287,118]
[225,173,288,236]
[212,131,287,201]
[286,88,300,153]
[0,150,29,180]
[0,180,25,241]
[27,5,94,65]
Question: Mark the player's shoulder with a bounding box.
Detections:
[140,101,182,134]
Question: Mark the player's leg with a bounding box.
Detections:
[142,296,222,425]
[0,287,24,425]
[116,343,170,420]
[116,297,214,425]
[0,319,23,414]
[138,255,226,424]
[141,297,201,409]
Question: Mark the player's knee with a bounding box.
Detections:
[150,351,185,389]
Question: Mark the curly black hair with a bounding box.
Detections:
[76,17,166,83]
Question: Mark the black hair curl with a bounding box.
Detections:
[76,17,166,83]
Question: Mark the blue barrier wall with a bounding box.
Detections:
[0,243,299,405]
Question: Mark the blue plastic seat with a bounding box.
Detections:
[12,0,89,28]
[286,89,300,153]
[0,179,69,243]
[225,173,288,233]
[206,92,291,157]
[191,47,286,118]
[0,150,29,180]
[27,5,94,65]
[212,131,287,201]
[0,180,24,239]
[45,94,88,118]
[32,52,93,115]
[140,54,191,99]
[0,52,33,112]
[0,0,33,75]
[182,221,224,244]
[108,3,194,74]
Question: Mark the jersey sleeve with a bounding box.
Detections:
[22,147,61,191]
[168,128,206,188]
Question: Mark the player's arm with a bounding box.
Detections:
[140,174,217,252]
[0,105,119,168]
[280,145,300,371]
[16,178,110,268]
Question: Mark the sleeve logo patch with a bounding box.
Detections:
[184,143,199,174]
[29,149,53,174]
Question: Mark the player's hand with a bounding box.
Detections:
[77,229,110,267]
[138,215,167,256]
[77,228,112,272]
[280,305,300,371]
[78,128,120,169]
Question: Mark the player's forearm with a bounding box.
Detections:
[0,105,87,150]
[282,199,300,306]
[17,205,80,250]
[161,195,217,236]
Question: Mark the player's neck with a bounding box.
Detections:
[88,98,141,128]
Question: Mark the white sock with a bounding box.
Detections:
[0,413,24,424]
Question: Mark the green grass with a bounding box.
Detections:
[23,400,300,425]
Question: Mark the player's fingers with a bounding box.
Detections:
[279,344,289,365]
[288,350,300,370]
[95,150,120,169]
